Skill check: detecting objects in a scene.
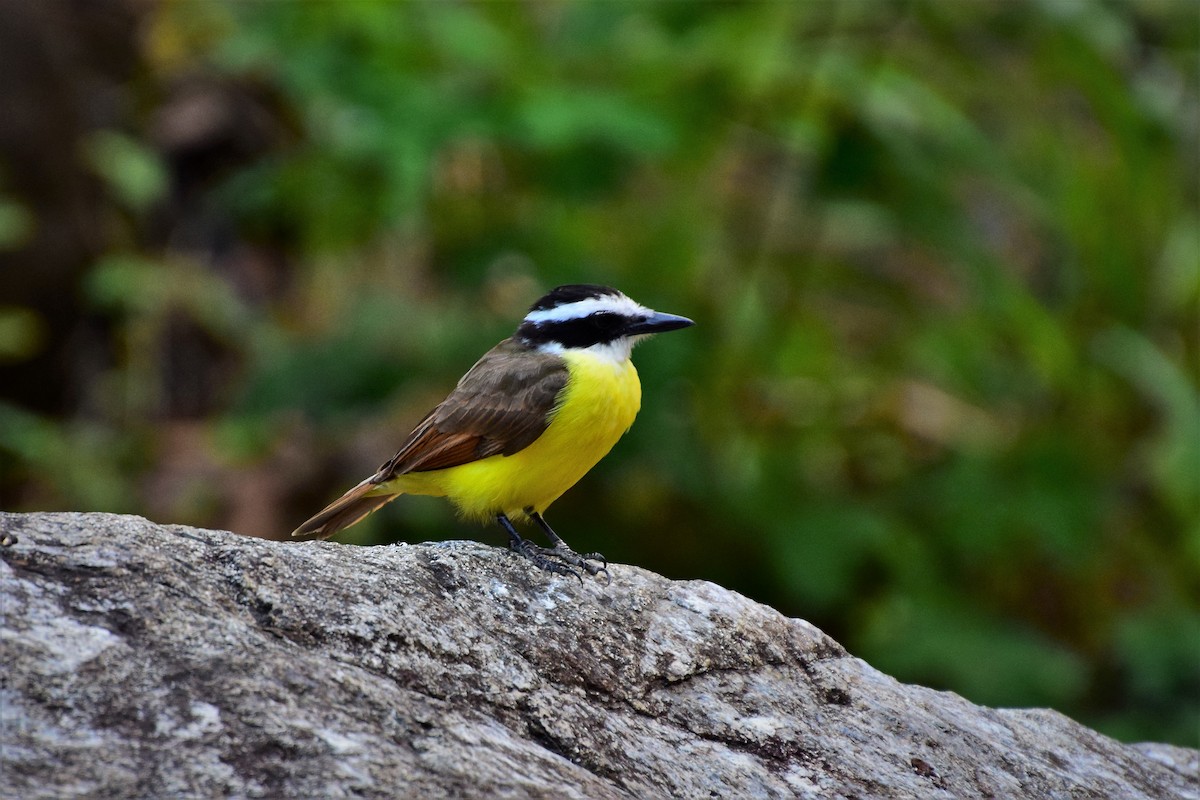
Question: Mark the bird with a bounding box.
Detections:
[292,284,694,580]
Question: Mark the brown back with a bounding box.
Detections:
[374,338,568,479]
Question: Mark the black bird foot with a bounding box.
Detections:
[527,509,611,584]
[496,513,610,584]
[542,542,610,585]
[509,537,585,582]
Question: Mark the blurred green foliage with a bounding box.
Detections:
[1,1,1196,746]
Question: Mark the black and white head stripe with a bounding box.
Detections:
[516,284,693,351]
[527,284,624,313]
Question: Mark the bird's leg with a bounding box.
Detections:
[496,513,583,581]
[528,510,610,584]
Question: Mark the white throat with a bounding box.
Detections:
[535,337,635,365]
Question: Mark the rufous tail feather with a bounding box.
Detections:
[291,480,399,540]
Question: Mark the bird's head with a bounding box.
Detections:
[516,284,694,360]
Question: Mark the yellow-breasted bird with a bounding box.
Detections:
[292,284,694,580]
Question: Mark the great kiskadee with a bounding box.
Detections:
[292,284,694,580]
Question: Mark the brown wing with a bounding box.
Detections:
[373,338,568,479]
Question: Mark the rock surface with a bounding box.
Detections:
[1,512,1195,799]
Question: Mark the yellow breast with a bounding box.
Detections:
[394,349,642,520]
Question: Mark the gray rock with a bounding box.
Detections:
[1,512,1195,799]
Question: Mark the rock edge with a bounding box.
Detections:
[1,512,1195,799]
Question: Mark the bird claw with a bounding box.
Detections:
[511,538,609,584]
[547,543,610,585]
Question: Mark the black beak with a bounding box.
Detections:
[624,311,695,336]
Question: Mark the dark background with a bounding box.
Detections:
[0,1,1196,746]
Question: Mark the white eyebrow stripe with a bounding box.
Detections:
[523,294,648,324]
